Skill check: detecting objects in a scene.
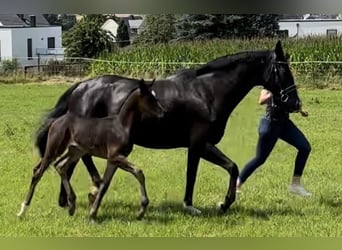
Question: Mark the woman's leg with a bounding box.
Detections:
[238,117,280,186]
[279,119,312,196]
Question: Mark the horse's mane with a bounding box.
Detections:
[196,49,273,76]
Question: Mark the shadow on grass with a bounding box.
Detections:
[73,197,306,224]
[75,199,245,224]
[235,205,306,221]
[318,193,342,208]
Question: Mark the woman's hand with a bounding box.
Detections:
[299,109,309,117]
[259,89,272,105]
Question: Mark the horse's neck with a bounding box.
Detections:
[118,89,140,132]
[217,63,264,117]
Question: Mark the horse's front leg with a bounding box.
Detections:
[183,144,203,216]
[201,143,239,213]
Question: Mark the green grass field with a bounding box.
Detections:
[0,84,341,236]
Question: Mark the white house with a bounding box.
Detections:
[0,14,64,68]
[101,15,144,43]
[101,19,119,40]
[278,18,342,38]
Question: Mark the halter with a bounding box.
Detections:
[272,61,297,103]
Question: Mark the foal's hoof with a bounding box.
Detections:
[136,213,145,220]
[136,209,147,220]
[88,193,96,207]
[89,214,98,224]
[17,202,28,219]
[183,205,202,216]
[88,186,99,207]
[68,203,76,216]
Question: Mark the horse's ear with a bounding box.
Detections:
[150,78,156,87]
[275,40,285,61]
[138,78,148,91]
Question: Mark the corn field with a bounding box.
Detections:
[90,37,342,87]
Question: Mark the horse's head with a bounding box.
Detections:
[263,41,301,113]
[138,78,164,118]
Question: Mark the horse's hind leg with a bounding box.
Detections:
[201,143,239,213]
[17,159,52,218]
[117,158,149,220]
[81,154,103,207]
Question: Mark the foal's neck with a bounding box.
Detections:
[118,88,141,132]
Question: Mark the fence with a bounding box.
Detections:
[0,57,341,87]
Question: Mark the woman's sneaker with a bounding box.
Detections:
[288,184,312,197]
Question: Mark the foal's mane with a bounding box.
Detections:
[196,49,273,76]
[116,85,140,114]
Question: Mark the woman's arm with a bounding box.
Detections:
[258,89,272,105]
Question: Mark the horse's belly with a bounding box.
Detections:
[133,120,189,149]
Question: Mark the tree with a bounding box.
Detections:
[63,15,115,58]
[116,19,130,47]
[173,14,280,40]
[43,14,77,31]
[230,14,280,38]
[134,14,176,44]
[174,14,221,40]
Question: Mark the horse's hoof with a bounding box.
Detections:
[90,218,97,224]
[217,202,229,213]
[136,210,146,220]
[68,203,76,216]
[58,196,68,208]
[183,205,202,216]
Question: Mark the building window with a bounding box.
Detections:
[27,38,33,60]
[47,37,55,48]
[278,30,289,38]
[327,29,337,38]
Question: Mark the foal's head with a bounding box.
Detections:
[137,79,164,118]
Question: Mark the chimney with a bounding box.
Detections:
[30,15,36,27]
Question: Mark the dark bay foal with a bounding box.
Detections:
[18,79,164,221]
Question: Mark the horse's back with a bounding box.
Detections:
[68,75,140,117]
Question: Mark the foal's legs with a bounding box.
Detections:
[89,160,118,222]
[116,158,149,220]
[201,143,239,212]
[89,156,149,222]
[54,154,81,216]
[58,154,102,208]
[17,158,54,217]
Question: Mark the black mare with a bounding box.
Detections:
[35,41,301,215]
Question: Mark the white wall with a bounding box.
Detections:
[10,26,62,67]
[0,29,13,61]
[101,19,119,39]
[279,20,342,38]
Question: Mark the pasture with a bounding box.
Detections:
[0,83,341,236]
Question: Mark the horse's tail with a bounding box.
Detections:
[35,82,81,157]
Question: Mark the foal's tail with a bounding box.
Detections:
[35,82,81,157]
